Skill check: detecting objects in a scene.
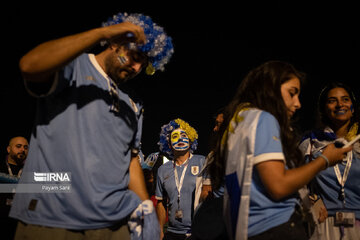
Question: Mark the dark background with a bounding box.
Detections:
[1,1,358,159]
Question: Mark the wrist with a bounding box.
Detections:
[319,154,329,169]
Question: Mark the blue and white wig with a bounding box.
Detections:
[102,12,174,75]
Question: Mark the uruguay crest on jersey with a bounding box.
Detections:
[191,166,199,175]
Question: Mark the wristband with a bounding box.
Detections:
[319,154,329,169]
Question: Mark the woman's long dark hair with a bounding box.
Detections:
[316,81,359,132]
[209,61,306,191]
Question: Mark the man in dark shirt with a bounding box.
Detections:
[0,136,28,240]
[0,136,29,177]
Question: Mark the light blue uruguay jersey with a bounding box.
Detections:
[300,129,360,219]
[310,154,360,219]
[224,108,298,239]
[10,54,143,229]
[155,154,205,234]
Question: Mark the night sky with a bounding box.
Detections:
[1,2,358,159]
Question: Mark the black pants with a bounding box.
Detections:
[248,210,308,240]
[164,231,188,240]
[191,197,229,240]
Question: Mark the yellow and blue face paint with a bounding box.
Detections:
[170,129,190,151]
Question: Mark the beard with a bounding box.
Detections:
[104,54,136,87]
[10,152,26,165]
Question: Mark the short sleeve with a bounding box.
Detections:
[24,58,76,97]
[253,111,285,165]
[155,166,164,200]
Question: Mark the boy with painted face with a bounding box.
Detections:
[155,119,205,240]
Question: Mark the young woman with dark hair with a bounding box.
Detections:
[316,82,359,130]
[299,82,360,239]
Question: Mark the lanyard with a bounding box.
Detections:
[174,158,189,201]
[6,160,23,178]
[333,151,352,204]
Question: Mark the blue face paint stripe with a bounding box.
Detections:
[172,138,190,150]
[173,146,189,150]
[172,139,189,145]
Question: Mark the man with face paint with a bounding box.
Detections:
[155,119,205,240]
[10,12,174,240]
